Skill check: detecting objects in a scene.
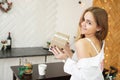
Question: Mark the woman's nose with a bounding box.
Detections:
[81,21,85,27]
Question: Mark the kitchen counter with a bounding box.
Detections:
[0,47,52,59]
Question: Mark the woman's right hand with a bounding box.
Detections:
[49,46,68,60]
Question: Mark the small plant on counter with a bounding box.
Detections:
[47,41,51,48]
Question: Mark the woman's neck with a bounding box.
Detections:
[85,34,100,42]
[85,34,96,39]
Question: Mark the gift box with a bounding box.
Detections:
[50,32,69,49]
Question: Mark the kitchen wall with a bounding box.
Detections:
[0,0,93,48]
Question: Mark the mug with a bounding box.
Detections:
[38,64,47,75]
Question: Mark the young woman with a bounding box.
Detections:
[49,7,108,80]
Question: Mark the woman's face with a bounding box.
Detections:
[81,11,99,36]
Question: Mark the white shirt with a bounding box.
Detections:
[64,38,105,80]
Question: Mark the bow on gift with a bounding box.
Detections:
[0,0,12,12]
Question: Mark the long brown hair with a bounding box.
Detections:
[76,7,108,41]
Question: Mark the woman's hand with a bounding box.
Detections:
[49,46,68,60]
[49,43,73,60]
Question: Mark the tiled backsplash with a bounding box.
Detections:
[0,0,57,48]
[0,0,93,48]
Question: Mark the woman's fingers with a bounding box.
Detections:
[52,47,59,55]
[49,46,60,55]
[49,46,57,55]
[49,48,57,55]
[66,42,70,47]
[49,45,69,60]
[55,46,64,54]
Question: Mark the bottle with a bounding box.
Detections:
[19,58,22,65]
[7,32,12,50]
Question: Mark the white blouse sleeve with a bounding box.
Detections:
[64,58,76,74]
[64,58,104,80]
[63,58,83,79]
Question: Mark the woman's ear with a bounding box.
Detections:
[96,26,102,31]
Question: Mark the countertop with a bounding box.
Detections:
[0,47,52,59]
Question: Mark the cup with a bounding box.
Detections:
[38,64,47,75]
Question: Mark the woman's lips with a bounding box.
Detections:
[82,27,87,30]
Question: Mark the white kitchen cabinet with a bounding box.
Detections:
[2,58,19,80]
[0,56,45,80]
[0,59,4,80]
[0,55,64,80]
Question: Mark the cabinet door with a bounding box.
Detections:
[3,58,19,80]
[0,59,4,80]
[46,55,62,63]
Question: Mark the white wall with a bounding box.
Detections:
[56,0,93,48]
[0,0,93,48]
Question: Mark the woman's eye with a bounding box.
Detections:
[87,21,91,25]
[88,22,91,25]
